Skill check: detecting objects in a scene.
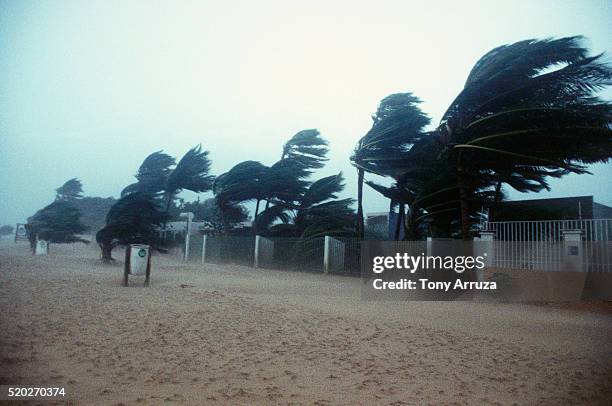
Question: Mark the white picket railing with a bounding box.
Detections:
[482,219,612,242]
[482,219,612,272]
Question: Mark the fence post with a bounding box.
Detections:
[426,237,434,278]
[179,212,194,261]
[254,235,261,268]
[477,231,495,282]
[323,236,331,274]
[562,229,583,272]
[201,234,207,265]
[254,235,274,268]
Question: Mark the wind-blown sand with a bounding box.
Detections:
[1,241,611,405]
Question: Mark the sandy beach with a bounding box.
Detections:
[1,241,611,405]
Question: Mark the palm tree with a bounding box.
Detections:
[214,130,329,234]
[257,172,355,238]
[434,36,612,239]
[164,145,215,213]
[121,151,176,196]
[213,160,270,231]
[96,192,167,262]
[264,129,329,210]
[351,93,431,239]
[122,146,215,221]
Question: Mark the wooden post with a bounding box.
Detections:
[477,231,495,282]
[201,234,208,264]
[180,212,194,262]
[123,245,130,287]
[145,248,152,286]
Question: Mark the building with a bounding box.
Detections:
[487,196,612,222]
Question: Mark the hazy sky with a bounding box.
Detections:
[1,0,611,226]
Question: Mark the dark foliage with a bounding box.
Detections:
[96,193,167,262]
[27,200,89,247]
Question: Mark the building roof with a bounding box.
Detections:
[489,195,599,221]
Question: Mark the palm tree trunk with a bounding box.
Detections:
[457,152,471,241]
[101,242,113,263]
[394,203,404,240]
[253,199,261,234]
[163,191,174,227]
[357,168,365,239]
[491,179,503,222]
[219,204,230,234]
[405,205,417,240]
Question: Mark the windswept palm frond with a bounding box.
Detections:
[167,145,215,195]
[282,129,329,170]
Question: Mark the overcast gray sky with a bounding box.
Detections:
[1,0,611,226]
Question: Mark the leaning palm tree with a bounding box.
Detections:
[213,160,270,232]
[121,151,176,197]
[263,129,329,211]
[257,172,355,239]
[434,36,612,239]
[214,130,328,233]
[121,146,215,222]
[164,145,215,214]
[351,93,431,239]
[96,192,167,262]
[280,129,329,171]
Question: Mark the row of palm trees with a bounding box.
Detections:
[213,129,354,238]
[352,36,612,240]
[95,36,612,261]
[96,131,355,261]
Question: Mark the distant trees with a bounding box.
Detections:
[53,178,117,233]
[181,198,248,226]
[0,225,14,236]
[352,36,612,240]
[73,197,117,232]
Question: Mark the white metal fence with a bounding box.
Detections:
[174,219,612,274]
[482,219,612,272]
[482,219,612,242]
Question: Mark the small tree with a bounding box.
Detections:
[27,200,89,252]
[96,193,167,262]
